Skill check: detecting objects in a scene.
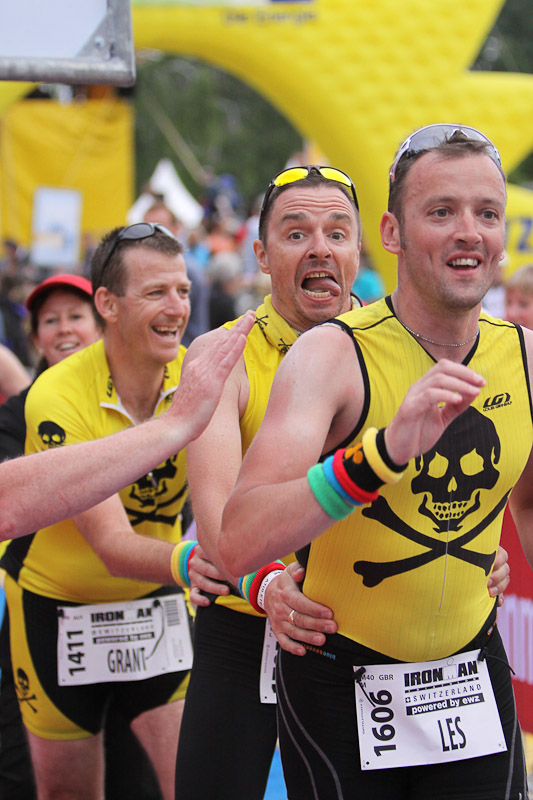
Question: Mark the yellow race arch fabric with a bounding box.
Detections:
[132,0,533,288]
[0,1,531,280]
[0,99,133,247]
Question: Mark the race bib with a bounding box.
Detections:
[259,619,278,704]
[57,593,193,686]
[354,649,506,770]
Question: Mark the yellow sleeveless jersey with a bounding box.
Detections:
[13,339,188,603]
[219,295,297,615]
[302,297,533,662]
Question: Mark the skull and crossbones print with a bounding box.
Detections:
[16,668,37,713]
[354,407,506,586]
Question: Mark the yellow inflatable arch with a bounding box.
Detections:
[0,0,532,287]
[132,0,533,289]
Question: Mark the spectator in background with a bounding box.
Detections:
[143,203,210,346]
[351,243,385,304]
[0,344,30,403]
[186,226,211,271]
[0,239,27,278]
[201,171,243,224]
[207,251,245,329]
[204,218,239,256]
[504,263,533,330]
[482,253,509,319]
[0,276,34,368]
[238,194,263,277]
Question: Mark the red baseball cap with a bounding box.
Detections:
[25,274,93,313]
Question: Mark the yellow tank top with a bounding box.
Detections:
[218,295,298,615]
[303,297,533,661]
[15,340,188,603]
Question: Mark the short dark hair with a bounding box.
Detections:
[388,132,506,225]
[90,226,183,327]
[258,170,361,244]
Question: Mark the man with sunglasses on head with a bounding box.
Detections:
[143,202,210,347]
[174,161,510,799]
[220,126,529,798]
[4,222,238,800]
[174,164,364,800]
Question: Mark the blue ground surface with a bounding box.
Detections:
[264,747,287,799]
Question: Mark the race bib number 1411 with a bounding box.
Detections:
[57,593,193,686]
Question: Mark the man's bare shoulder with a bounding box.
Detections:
[289,319,357,364]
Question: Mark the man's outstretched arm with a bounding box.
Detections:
[0,312,254,541]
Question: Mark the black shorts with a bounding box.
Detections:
[277,616,527,800]
[175,603,278,800]
[6,577,190,740]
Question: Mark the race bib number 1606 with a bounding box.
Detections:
[354,649,506,770]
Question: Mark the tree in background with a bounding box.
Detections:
[472,0,533,186]
[133,54,301,214]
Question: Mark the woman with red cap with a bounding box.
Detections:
[0,274,101,799]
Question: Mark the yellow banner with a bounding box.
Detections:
[0,99,133,254]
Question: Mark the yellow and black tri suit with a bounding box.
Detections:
[217,294,298,615]
[175,294,308,798]
[277,296,532,799]
[303,296,533,662]
[4,339,190,739]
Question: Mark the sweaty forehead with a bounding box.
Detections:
[270,184,356,224]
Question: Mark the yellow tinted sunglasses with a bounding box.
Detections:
[260,165,359,224]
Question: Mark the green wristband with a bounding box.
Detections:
[307,463,354,520]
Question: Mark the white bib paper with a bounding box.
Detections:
[354,649,506,770]
[57,593,193,686]
[259,619,278,704]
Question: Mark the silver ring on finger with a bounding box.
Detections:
[289,609,296,624]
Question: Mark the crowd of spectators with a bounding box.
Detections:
[2,170,533,395]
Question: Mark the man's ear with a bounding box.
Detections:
[253,239,271,275]
[94,286,118,323]
[380,211,402,255]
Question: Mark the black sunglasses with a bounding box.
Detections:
[259,165,359,226]
[99,222,177,277]
[389,124,502,183]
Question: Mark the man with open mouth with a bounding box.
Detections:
[176,160,510,800]
[221,126,528,800]
[5,222,217,800]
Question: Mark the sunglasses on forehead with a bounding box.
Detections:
[260,165,359,222]
[389,124,502,183]
[100,222,178,277]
